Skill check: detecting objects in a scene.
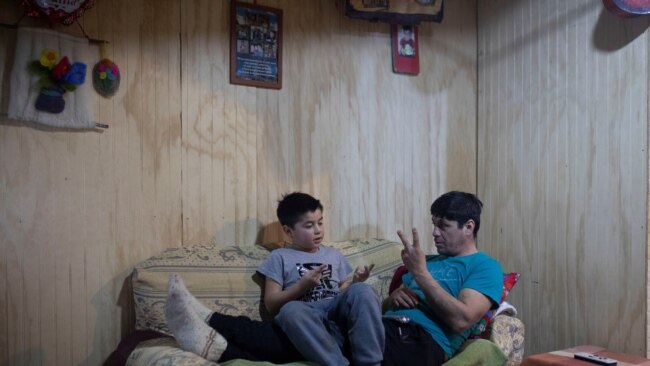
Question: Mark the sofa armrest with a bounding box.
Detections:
[487,314,525,364]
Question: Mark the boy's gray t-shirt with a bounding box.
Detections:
[257,245,353,302]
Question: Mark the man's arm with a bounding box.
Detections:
[409,273,492,333]
[397,228,493,333]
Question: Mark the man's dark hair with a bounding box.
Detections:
[277,192,323,228]
[430,191,483,237]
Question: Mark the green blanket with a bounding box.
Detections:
[221,361,317,366]
[221,339,506,366]
[443,339,507,366]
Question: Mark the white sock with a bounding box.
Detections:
[166,274,227,361]
[168,273,214,322]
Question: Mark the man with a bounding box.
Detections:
[381,191,503,365]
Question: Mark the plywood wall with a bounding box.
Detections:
[0,1,183,365]
[0,0,478,364]
[478,0,649,357]
[179,0,479,246]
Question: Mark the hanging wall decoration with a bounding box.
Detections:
[603,0,650,17]
[21,0,96,26]
[391,24,419,75]
[28,48,87,113]
[345,0,444,24]
[92,43,120,97]
[8,27,99,129]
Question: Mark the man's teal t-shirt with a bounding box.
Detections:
[384,252,503,358]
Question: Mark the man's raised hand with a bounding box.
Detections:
[397,228,427,275]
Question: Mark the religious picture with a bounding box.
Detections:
[391,24,419,75]
[398,25,416,57]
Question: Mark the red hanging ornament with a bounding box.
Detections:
[21,0,96,26]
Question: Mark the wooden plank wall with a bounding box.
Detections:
[180,0,479,246]
[0,1,183,365]
[477,0,649,357]
[0,0,478,364]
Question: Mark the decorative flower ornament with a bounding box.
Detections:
[39,48,58,68]
[92,42,120,97]
[28,48,87,113]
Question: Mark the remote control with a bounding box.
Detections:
[574,352,617,365]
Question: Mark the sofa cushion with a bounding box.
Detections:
[132,238,403,335]
[126,335,318,366]
[326,238,403,300]
[467,272,520,339]
[132,244,271,335]
[127,336,218,366]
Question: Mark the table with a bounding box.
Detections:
[521,345,650,366]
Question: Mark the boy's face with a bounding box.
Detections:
[283,209,324,253]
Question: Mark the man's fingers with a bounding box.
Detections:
[397,229,411,248]
[411,228,420,248]
[393,289,418,308]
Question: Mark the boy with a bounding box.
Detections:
[262,192,383,366]
[165,192,382,365]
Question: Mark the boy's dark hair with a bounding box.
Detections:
[277,192,323,228]
[430,191,483,237]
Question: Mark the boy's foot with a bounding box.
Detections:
[168,273,214,322]
[166,275,227,361]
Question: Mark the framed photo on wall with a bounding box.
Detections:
[391,24,419,75]
[230,1,283,89]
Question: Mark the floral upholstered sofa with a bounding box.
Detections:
[116,238,524,366]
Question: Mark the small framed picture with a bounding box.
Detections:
[230,1,282,89]
[391,24,419,75]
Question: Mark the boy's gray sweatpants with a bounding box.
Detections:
[274,283,384,366]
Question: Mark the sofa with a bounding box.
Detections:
[116,238,524,366]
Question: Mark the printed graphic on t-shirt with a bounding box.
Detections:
[429,263,461,284]
[296,262,338,302]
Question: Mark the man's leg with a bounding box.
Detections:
[330,283,384,366]
[381,318,447,366]
[275,300,350,366]
[208,312,303,363]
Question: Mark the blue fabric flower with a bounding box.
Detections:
[62,62,87,85]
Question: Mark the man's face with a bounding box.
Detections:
[284,209,324,253]
[431,216,472,256]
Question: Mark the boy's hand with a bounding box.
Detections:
[299,264,327,289]
[352,264,375,283]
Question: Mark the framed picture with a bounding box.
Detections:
[391,24,419,75]
[230,1,282,89]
